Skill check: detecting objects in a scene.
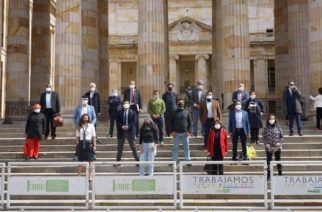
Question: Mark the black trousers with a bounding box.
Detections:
[44,108,56,137]
[250,128,259,143]
[316,107,322,129]
[109,113,116,136]
[232,129,247,159]
[211,155,224,175]
[116,131,139,161]
[164,110,172,136]
[130,105,140,137]
[266,149,282,177]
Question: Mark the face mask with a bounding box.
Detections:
[178,103,184,108]
[269,119,275,125]
[206,95,212,100]
[197,85,203,90]
[90,87,95,92]
[214,124,221,129]
[82,100,88,105]
[34,109,41,113]
[168,87,173,91]
[112,92,118,96]
[250,95,255,99]
[235,105,242,110]
[238,87,244,92]
[153,95,159,100]
[129,85,135,89]
[123,103,130,109]
[46,87,51,92]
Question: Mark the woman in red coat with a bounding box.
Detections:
[207,120,229,175]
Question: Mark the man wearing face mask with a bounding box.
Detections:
[228,101,250,161]
[148,90,166,144]
[123,81,142,138]
[232,83,249,109]
[162,83,178,137]
[40,84,61,140]
[170,99,192,163]
[24,103,46,160]
[107,89,121,137]
[84,82,101,121]
[282,81,304,136]
[191,80,206,136]
[199,91,222,150]
[115,100,139,165]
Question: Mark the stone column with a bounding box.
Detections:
[169,55,178,92]
[253,59,268,96]
[108,59,121,96]
[195,54,209,90]
[55,0,82,112]
[138,0,166,108]
[30,0,51,101]
[6,0,30,101]
[216,0,250,108]
[287,0,309,117]
[308,0,322,114]
[274,0,288,98]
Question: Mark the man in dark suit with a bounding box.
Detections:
[232,83,249,108]
[84,82,101,122]
[123,80,142,138]
[115,100,139,165]
[191,80,205,136]
[40,84,61,140]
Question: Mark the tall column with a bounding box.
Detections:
[6,0,30,101]
[138,0,166,108]
[195,54,209,90]
[274,0,288,98]
[169,55,178,92]
[216,0,250,108]
[254,59,268,96]
[212,0,219,99]
[287,0,309,117]
[55,0,82,112]
[108,59,121,96]
[308,0,322,113]
[30,0,51,101]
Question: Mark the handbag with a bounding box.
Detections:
[53,113,63,127]
[203,155,213,175]
[247,144,257,159]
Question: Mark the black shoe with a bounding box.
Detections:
[108,134,113,137]
[51,136,56,140]
[186,163,192,167]
[25,157,30,161]
[113,164,121,167]
[289,132,294,136]
[298,132,303,136]
[232,157,238,161]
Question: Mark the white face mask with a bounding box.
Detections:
[112,92,118,96]
[46,87,52,92]
[238,87,244,92]
[129,85,135,89]
[82,100,88,106]
[250,95,256,99]
[197,85,203,90]
[90,87,95,92]
[206,95,212,100]
[214,124,221,129]
[153,95,159,100]
[34,109,41,113]
[235,105,242,110]
[123,103,130,109]
[269,119,275,125]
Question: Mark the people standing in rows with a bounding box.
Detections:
[207,120,229,175]
[170,99,192,163]
[262,114,283,181]
[40,84,60,140]
[123,81,142,138]
[228,101,250,161]
[282,81,304,136]
[107,89,121,137]
[232,83,249,108]
[162,83,177,137]
[84,83,101,127]
[191,80,205,137]
[76,114,96,182]
[199,91,222,150]
[115,100,139,165]
[24,103,46,160]
[139,118,158,176]
[73,96,97,160]
[244,91,264,144]
[148,90,166,145]
[310,87,322,130]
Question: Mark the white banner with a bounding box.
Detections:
[94,176,174,195]
[182,175,265,195]
[273,176,322,195]
[8,176,87,195]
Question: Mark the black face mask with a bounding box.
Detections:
[178,103,184,109]
[168,87,173,91]
[207,99,211,102]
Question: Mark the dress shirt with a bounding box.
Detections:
[81,106,88,116]
[45,92,52,109]
[206,101,213,118]
[235,110,243,128]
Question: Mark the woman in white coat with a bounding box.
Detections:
[310,87,322,130]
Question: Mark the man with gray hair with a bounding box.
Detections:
[191,80,205,136]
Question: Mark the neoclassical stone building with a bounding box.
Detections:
[0,0,321,118]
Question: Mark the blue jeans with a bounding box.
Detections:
[152,116,164,142]
[172,133,191,161]
[288,112,302,134]
[139,143,156,176]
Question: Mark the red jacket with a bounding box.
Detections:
[207,128,229,158]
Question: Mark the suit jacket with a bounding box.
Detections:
[116,108,136,140]
[84,91,101,114]
[191,88,205,107]
[73,105,97,127]
[282,87,303,116]
[25,112,46,139]
[123,88,142,111]
[40,91,61,113]
[232,91,249,107]
[228,110,250,135]
[199,100,222,124]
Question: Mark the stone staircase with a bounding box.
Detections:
[1,118,322,211]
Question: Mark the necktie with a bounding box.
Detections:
[123,110,128,125]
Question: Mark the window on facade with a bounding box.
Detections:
[267,59,275,93]
[266,28,273,37]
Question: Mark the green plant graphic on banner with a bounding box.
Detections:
[27,180,69,192]
[113,179,156,192]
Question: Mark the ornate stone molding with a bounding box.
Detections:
[195,54,209,60]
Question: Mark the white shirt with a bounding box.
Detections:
[76,123,96,141]
[81,106,88,116]
[198,90,202,102]
[206,101,213,118]
[45,92,52,108]
[90,92,94,99]
[310,94,322,108]
[235,110,243,128]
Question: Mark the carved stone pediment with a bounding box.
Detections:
[169,16,212,42]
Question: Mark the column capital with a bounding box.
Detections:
[169,54,179,60]
[195,54,209,60]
